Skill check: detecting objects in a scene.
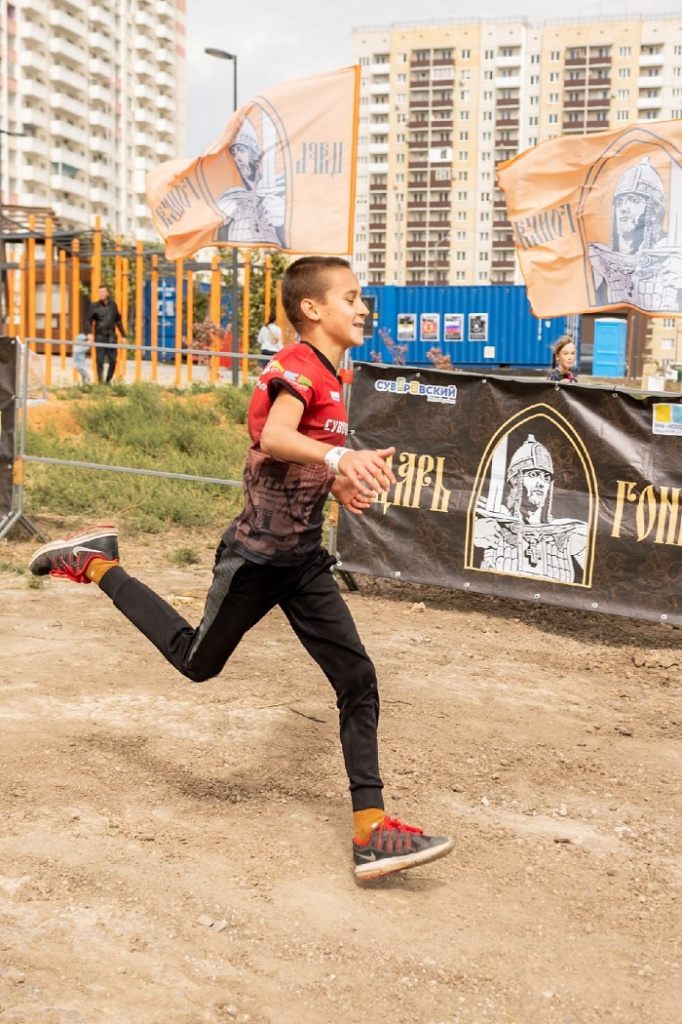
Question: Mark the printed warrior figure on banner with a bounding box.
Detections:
[588,156,682,313]
[474,434,587,584]
[216,114,287,246]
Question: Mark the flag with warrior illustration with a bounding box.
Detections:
[145,66,360,259]
[497,120,682,317]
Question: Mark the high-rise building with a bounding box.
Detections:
[0,0,186,240]
[351,15,682,290]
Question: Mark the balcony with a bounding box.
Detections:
[496,96,520,107]
[22,135,48,157]
[157,47,174,67]
[134,106,155,125]
[49,65,87,93]
[89,58,112,80]
[52,146,86,169]
[369,102,390,115]
[89,31,110,51]
[495,55,522,68]
[135,8,154,28]
[135,60,156,78]
[155,141,175,159]
[19,18,47,44]
[156,94,174,113]
[135,203,153,220]
[50,119,88,146]
[370,83,390,96]
[410,98,430,108]
[369,142,389,156]
[588,76,611,87]
[90,84,114,105]
[21,78,47,102]
[51,173,87,198]
[49,8,83,36]
[493,75,521,89]
[156,71,175,90]
[19,47,47,73]
[89,162,109,180]
[496,118,518,128]
[51,199,88,227]
[134,132,154,148]
[588,54,611,66]
[564,56,587,66]
[157,118,176,137]
[50,92,87,120]
[22,107,47,129]
[22,0,47,13]
[90,186,112,204]
[564,77,586,88]
[638,75,663,89]
[22,164,47,184]
[637,95,662,110]
[135,33,155,54]
[639,53,663,67]
[90,110,114,131]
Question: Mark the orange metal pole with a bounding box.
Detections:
[209,255,220,384]
[18,252,26,344]
[151,254,158,382]
[92,215,101,294]
[71,239,80,349]
[121,256,130,381]
[58,248,67,370]
[44,218,53,386]
[134,240,143,383]
[264,254,272,322]
[186,268,193,383]
[174,257,183,387]
[7,251,15,336]
[27,214,36,350]
[241,250,251,385]
[114,237,124,378]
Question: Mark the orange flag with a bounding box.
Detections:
[146,66,360,259]
[497,120,682,317]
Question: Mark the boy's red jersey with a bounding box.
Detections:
[223,343,348,565]
[247,342,348,445]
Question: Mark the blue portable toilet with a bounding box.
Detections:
[592,317,627,377]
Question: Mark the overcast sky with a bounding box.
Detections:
[185,1,682,156]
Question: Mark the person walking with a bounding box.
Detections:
[29,255,454,882]
[88,285,127,385]
[72,332,92,385]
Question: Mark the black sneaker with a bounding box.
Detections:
[353,815,454,880]
[29,525,119,584]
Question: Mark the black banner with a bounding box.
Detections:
[337,362,682,625]
[0,338,17,523]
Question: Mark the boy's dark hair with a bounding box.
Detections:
[282,256,351,333]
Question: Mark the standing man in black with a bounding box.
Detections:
[88,285,127,384]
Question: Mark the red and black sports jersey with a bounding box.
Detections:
[223,343,348,565]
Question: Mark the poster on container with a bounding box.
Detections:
[0,338,17,524]
[336,362,682,626]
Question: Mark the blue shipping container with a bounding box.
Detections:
[143,278,187,362]
[355,284,570,370]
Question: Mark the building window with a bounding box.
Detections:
[548,113,558,124]
[619,46,631,57]
[457,191,468,201]
[550,50,561,61]
[461,49,471,59]
[484,70,493,80]
[530,54,540,64]
[458,151,468,160]
[618,68,631,79]
[549,92,559,103]
[484,50,494,59]
[549,72,559,82]
[456,251,466,261]
[458,170,468,180]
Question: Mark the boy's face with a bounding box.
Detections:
[305,267,368,349]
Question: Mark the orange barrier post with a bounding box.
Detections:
[122,256,130,380]
[92,215,101,294]
[27,214,36,351]
[174,257,183,387]
[114,237,125,378]
[135,241,143,383]
[150,254,158,382]
[71,240,80,356]
[241,250,251,385]
[264,254,272,319]
[209,254,220,384]
[186,268,194,383]
[44,218,53,386]
[18,252,26,343]
[58,248,67,371]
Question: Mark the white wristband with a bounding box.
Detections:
[324,446,347,475]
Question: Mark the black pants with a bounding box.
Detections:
[96,341,117,383]
[99,544,384,811]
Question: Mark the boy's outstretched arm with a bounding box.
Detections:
[260,391,396,494]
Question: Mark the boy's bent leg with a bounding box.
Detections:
[279,554,384,812]
[99,546,279,682]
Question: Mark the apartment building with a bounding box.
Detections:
[0,0,186,240]
[351,15,682,293]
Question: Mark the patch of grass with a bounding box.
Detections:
[0,559,26,574]
[167,546,200,567]
[27,575,44,589]
[25,383,250,533]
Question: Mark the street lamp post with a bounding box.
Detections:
[0,126,26,327]
[204,47,240,385]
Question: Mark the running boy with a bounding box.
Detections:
[29,256,454,881]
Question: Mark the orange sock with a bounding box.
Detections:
[85,558,118,585]
[353,808,386,844]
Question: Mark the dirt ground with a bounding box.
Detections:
[1,522,680,1024]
